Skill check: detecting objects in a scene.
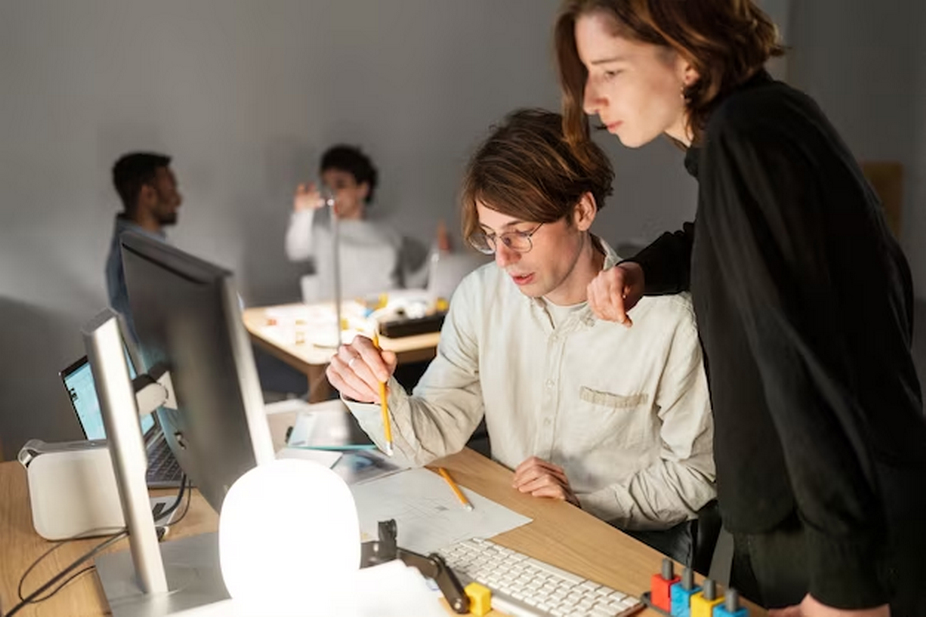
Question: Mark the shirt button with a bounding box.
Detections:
[544,418,552,427]
[545,379,554,389]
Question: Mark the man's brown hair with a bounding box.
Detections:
[461,108,614,244]
[555,0,784,147]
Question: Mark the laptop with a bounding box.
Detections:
[60,353,183,488]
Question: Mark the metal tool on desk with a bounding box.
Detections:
[361,519,471,614]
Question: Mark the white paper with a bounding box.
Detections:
[275,447,341,468]
[350,467,531,554]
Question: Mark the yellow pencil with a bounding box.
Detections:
[371,332,394,456]
[438,467,474,511]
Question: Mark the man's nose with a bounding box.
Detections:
[494,243,519,268]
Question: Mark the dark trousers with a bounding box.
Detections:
[625,521,694,566]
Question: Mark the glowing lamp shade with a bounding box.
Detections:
[219,459,360,615]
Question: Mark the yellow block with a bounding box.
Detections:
[690,591,724,617]
[464,582,492,616]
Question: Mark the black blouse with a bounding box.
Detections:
[632,71,926,608]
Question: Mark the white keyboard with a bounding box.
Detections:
[437,538,644,617]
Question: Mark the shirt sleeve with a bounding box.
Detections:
[703,113,890,608]
[581,302,716,529]
[629,222,695,295]
[284,209,317,262]
[343,275,485,466]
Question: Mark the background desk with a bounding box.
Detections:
[0,407,764,616]
[243,303,440,402]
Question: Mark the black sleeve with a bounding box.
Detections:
[629,223,695,295]
[704,116,889,608]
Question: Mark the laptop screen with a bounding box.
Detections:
[62,351,155,440]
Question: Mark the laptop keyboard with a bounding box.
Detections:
[146,437,183,486]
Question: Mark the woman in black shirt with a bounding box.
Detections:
[554,1,926,616]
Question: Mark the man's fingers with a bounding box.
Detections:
[517,473,563,494]
[327,355,378,403]
[381,350,398,374]
[521,462,568,485]
[529,484,568,501]
[512,457,567,486]
[351,336,393,382]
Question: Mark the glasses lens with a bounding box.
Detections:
[503,233,532,253]
[468,233,495,255]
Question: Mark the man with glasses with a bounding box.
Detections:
[327,109,715,562]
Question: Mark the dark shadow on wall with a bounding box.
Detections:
[0,298,89,460]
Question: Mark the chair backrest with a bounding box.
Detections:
[427,252,490,301]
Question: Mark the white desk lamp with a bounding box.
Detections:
[219,459,360,616]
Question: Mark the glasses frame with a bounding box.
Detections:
[468,222,545,255]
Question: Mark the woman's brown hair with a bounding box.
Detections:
[555,0,784,146]
[461,108,613,244]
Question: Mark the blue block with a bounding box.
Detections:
[714,605,748,617]
[670,583,701,617]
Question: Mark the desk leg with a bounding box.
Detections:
[307,364,333,403]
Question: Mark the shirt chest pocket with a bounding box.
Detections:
[576,386,656,448]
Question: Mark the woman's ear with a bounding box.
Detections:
[679,54,700,87]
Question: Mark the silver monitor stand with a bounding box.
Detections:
[83,310,229,617]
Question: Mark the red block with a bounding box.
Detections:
[651,572,680,612]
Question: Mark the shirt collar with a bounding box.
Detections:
[115,214,167,240]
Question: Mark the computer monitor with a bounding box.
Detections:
[120,230,274,511]
[81,231,274,614]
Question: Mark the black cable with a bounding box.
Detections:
[172,478,193,525]
[26,566,95,604]
[156,474,188,521]
[10,479,187,615]
[4,531,129,617]
[16,526,123,602]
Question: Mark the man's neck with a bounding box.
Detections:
[543,235,605,306]
[127,211,162,234]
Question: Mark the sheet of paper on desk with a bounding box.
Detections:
[276,447,341,468]
[350,467,532,555]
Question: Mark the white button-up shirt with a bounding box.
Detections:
[346,238,715,530]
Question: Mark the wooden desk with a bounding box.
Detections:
[0,410,765,616]
[243,303,440,402]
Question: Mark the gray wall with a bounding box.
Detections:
[0,0,919,458]
[787,0,923,291]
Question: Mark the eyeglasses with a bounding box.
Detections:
[468,223,544,255]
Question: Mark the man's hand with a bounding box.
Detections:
[769,595,889,617]
[326,336,397,403]
[512,457,580,507]
[587,262,645,327]
[293,182,327,212]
